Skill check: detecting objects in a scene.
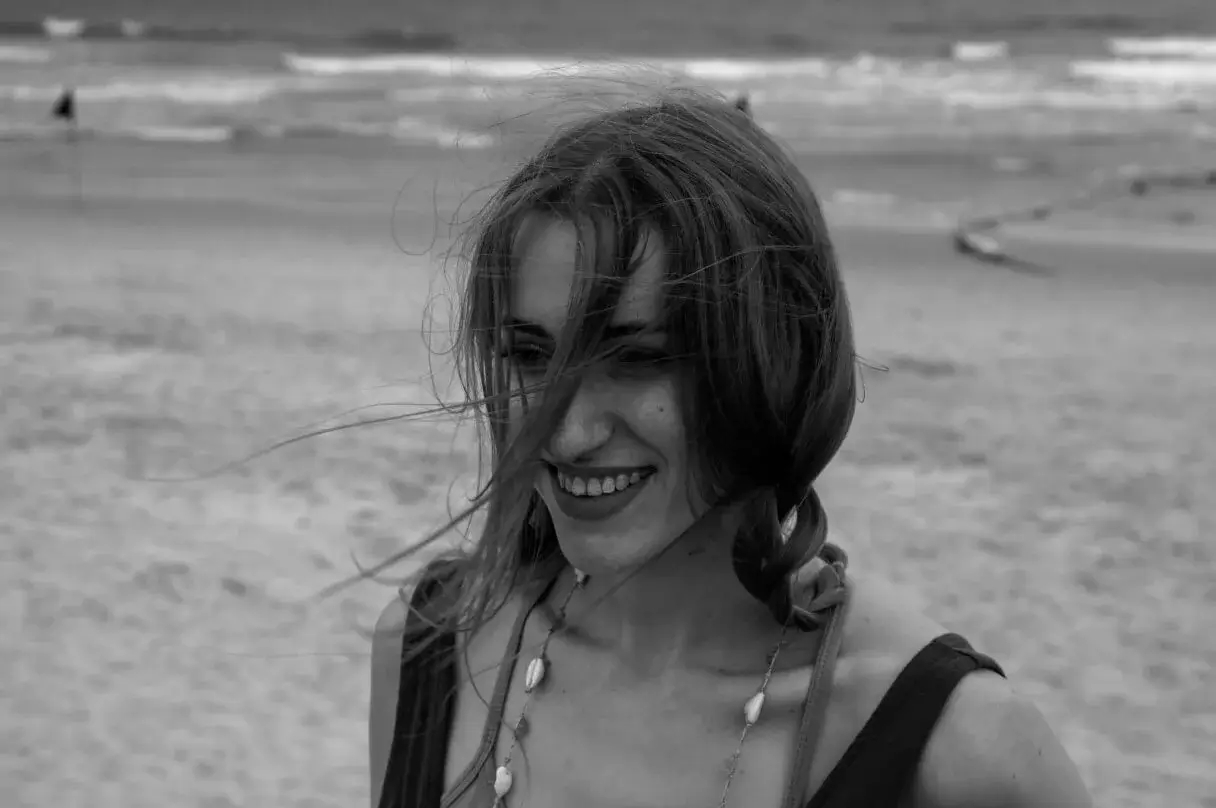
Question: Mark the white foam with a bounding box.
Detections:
[283,52,610,79]
[1,122,237,144]
[388,84,519,103]
[1071,59,1216,86]
[1107,37,1216,59]
[830,189,898,208]
[0,45,52,64]
[120,19,148,38]
[100,77,287,104]
[123,125,234,143]
[661,58,831,81]
[392,116,495,149]
[284,52,835,82]
[951,41,1010,62]
[42,17,85,39]
[1,77,291,105]
[943,87,1192,111]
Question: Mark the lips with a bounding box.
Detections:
[544,464,656,524]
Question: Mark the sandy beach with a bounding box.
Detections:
[2,136,1214,808]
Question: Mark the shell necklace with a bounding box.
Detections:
[491,568,792,808]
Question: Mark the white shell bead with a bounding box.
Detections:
[744,691,765,726]
[494,765,513,796]
[575,569,589,586]
[524,656,547,692]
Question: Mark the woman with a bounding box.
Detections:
[368,88,1092,808]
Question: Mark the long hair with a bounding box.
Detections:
[405,84,856,652]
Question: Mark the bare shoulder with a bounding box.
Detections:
[912,673,1092,808]
[823,570,950,732]
[369,585,418,720]
[369,592,410,806]
[836,570,1091,808]
[838,569,947,658]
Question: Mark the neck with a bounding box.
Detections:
[556,507,781,677]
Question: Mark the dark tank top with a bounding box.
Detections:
[377,558,1006,808]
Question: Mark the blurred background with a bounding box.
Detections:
[2,2,1214,808]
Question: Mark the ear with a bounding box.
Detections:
[734,94,752,116]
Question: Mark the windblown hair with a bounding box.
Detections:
[403,85,856,649]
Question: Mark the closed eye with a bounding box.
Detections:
[498,342,551,371]
[603,344,678,377]
[608,346,670,364]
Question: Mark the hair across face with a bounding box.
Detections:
[502,215,703,576]
[453,88,857,619]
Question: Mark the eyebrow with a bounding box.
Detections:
[504,316,663,341]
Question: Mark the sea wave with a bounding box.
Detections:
[43,16,85,39]
[0,16,458,50]
[0,44,51,63]
[0,121,240,143]
[125,124,236,143]
[940,87,1197,112]
[283,53,615,78]
[0,75,331,105]
[950,41,1010,62]
[1106,37,1216,59]
[0,117,495,149]
[1071,59,1216,86]
[889,12,1150,37]
[283,51,846,81]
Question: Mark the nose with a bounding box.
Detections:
[548,377,612,462]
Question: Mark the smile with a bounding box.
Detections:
[546,464,656,523]
[556,468,653,497]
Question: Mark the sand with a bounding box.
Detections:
[2,137,1214,808]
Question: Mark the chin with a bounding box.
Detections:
[551,526,671,577]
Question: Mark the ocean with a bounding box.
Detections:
[2,1,1216,231]
[2,0,1215,151]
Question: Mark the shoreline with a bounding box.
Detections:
[6,135,1216,270]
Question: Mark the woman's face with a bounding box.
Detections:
[505,215,705,575]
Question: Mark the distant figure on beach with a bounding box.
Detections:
[52,87,76,123]
[51,87,77,138]
[369,90,1093,808]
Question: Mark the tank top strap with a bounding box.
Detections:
[378,558,463,808]
[778,555,852,808]
[439,565,562,807]
[803,632,1007,808]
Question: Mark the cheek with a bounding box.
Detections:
[629,381,713,516]
[627,382,684,461]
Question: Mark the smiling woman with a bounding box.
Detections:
[367,87,1093,808]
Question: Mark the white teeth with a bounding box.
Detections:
[557,470,651,498]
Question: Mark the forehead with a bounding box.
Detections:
[509,214,664,334]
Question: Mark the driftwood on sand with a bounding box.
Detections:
[953,164,1216,274]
